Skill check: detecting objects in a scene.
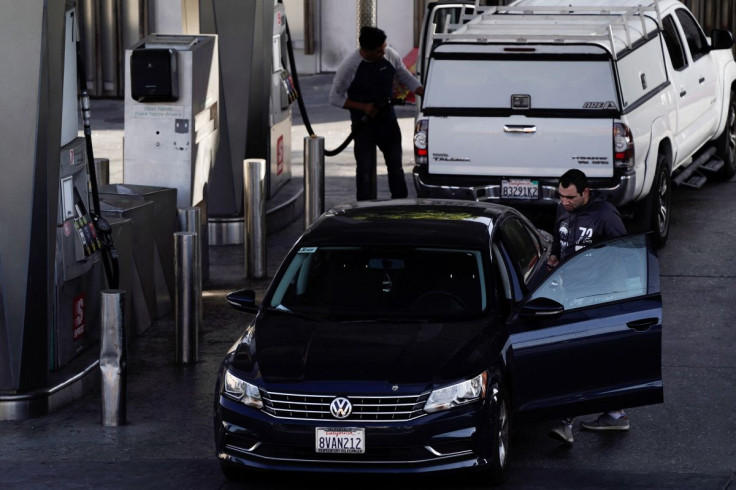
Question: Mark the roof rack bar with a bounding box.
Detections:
[443,1,662,58]
[608,25,617,59]
[434,32,616,45]
[621,14,632,48]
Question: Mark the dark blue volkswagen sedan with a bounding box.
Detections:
[214,199,663,484]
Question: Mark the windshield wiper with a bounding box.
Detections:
[339,316,430,324]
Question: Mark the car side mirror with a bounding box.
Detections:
[710,29,734,50]
[519,297,564,320]
[226,289,259,313]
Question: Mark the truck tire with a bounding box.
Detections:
[648,154,672,248]
[715,89,736,180]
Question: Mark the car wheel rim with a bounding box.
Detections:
[657,169,669,235]
[728,104,736,160]
[496,399,509,467]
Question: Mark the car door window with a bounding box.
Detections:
[530,235,648,310]
[675,9,709,62]
[492,244,512,302]
[499,218,541,283]
[662,15,687,70]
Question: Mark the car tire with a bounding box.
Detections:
[640,154,671,248]
[483,383,510,486]
[715,90,736,180]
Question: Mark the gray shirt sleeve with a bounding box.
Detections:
[384,46,422,93]
[328,50,362,108]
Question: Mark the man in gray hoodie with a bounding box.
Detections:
[547,168,630,444]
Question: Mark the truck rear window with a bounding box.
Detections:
[423,58,618,111]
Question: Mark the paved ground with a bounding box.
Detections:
[1,74,735,489]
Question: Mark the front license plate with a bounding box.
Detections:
[501,179,539,200]
[315,428,365,454]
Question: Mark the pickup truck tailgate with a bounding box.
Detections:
[428,115,614,179]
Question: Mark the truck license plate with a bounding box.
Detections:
[316,428,365,454]
[501,179,539,200]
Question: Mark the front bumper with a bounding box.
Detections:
[215,395,491,475]
[412,166,638,207]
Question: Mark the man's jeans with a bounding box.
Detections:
[352,116,408,201]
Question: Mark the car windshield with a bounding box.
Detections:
[268,246,487,320]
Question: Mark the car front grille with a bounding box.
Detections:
[260,390,430,422]
[224,436,476,464]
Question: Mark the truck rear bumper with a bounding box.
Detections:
[412,166,638,207]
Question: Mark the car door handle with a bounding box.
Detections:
[504,125,537,134]
[627,318,659,332]
[699,77,705,84]
[680,89,687,97]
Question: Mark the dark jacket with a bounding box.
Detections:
[551,191,626,261]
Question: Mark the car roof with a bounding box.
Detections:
[298,199,512,249]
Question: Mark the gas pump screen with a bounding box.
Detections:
[273,36,284,73]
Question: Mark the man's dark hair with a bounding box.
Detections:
[359,26,387,51]
[559,169,589,194]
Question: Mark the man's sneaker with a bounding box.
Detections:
[548,422,574,443]
[580,413,630,431]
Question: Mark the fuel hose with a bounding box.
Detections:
[282,9,353,156]
[75,24,119,289]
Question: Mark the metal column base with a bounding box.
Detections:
[0,359,99,421]
[207,183,303,246]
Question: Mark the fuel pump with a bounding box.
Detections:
[0,2,112,419]
[203,2,297,244]
[51,6,108,370]
[269,3,296,196]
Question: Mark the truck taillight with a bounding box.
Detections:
[414,118,429,165]
[613,122,634,169]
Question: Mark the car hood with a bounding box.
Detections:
[231,311,497,385]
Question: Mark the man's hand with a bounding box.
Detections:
[363,102,379,118]
[343,99,379,118]
[547,254,560,270]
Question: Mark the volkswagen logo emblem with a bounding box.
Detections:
[329,397,352,419]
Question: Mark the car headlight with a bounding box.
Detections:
[223,370,263,409]
[424,372,487,413]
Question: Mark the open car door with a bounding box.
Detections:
[507,234,663,421]
[417,2,476,85]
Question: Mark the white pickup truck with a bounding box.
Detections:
[413,0,736,246]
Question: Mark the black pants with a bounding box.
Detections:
[352,117,408,201]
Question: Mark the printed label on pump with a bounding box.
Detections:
[132,105,184,119]
[277,135,284,175]
[72,294,86,341]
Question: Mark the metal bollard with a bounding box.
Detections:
[243,159,266,278]
[94,158,110,187]
[174,232,200,363]
[304,136,325,229]
[178,207,203,324]
[100,289,127,426]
